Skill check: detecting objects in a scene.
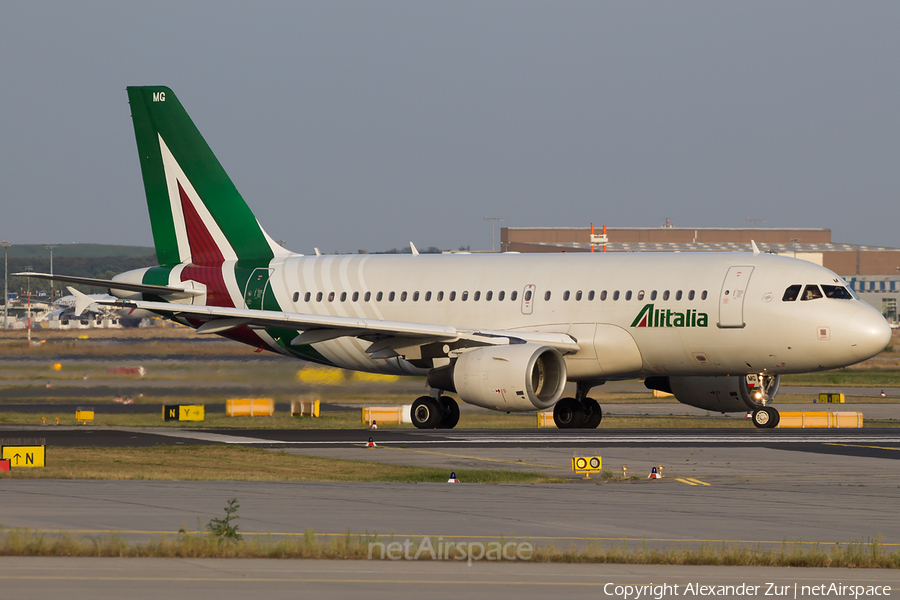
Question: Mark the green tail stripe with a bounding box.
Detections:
[127,86,274,266]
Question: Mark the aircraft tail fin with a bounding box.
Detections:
[126,86,288,267]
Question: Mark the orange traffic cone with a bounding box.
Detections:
[366,437,377,448]
[447,471,460,483]
[648,466,662,479]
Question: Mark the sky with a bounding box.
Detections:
[1,2,899,254]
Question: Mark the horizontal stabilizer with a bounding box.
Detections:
[14,272,204,297]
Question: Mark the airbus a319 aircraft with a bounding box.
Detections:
[20,87,892,429]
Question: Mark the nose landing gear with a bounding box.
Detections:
[751,405,780,429]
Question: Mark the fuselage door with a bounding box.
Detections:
[243,268,273,310]
[718,265,754,328]
[521,284,536,315]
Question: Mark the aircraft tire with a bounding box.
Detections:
[438,396,460,429]
[553,397,586,429]
[582,398,603,429]
[751,406,780,429]
[412,396,443,429]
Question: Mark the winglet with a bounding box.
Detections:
[751,240,760,255]
[410,242,419,256]
[66,286,98,317]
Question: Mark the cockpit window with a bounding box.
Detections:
[822,285,853,299]
[801,285,823,301]
[782,285,801,301]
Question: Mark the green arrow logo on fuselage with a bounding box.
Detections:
[630,304,708,328]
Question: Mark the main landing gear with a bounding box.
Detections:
[750,406,780,429]
[553,381,603,429]
[411,395,460,429]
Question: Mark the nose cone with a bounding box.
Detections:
[849,308,892,361]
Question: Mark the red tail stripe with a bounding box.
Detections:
[179,181,224,265]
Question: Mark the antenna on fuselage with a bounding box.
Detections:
[751,240,761,255]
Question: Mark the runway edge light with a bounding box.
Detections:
[447,471,460,483]
[366,437,377,448]
[648,466,662,479]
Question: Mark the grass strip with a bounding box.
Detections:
[0,528,897,568]
[0,445,567,483]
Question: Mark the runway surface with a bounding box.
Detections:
[0,558,896,600]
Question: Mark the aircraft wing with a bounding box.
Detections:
[73,290,580,355]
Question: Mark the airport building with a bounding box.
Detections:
[501,226,900,324]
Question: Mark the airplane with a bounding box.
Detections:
[18,86,892,429]
[48,293,150,325]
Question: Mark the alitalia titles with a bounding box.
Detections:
[631,304,708,328]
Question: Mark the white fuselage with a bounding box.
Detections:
[242,251,890,378]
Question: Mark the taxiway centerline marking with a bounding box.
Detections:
[380,446,568,470]
[823,443,900,452]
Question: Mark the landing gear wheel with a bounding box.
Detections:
[751,406,780,429]
[411,396,443,429]
[583,398,602,429]
[553,397,586,429]
[438,396,460,429]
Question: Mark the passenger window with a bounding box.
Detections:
[304,292,311,302]
[650,291,657,301]
[600,290,607,301]
[352,291,359,302]
[625,291,632,301]
[437,291,444,301]
[474,291,480,301]
[449,291,456,301]
[316,292,323,302]
[413,291,419,301]
[613,291,620,301]
[822,285,853,299]
[801,285,823,301]
[663,290,670,300]
[425,291,432,301]
[588,291,595,301]
[462,291,469,301]
[675,290,683,301]
[486,291,493,301]
[637,290,644,301]
[688,290,695,301]
[389,292,396,301]
[544,291,551,301]
[400,292,407,301]
[563,291,570,301]
[498,291,505,301]
[782,285,801,301]
[376,292,383,302]
[364,291,371,302]
[340,292,347,302]
[511,291,518,301]
[524,290,532,301]
[701,290,708,300]
[575,290,582,301]
[292,292,299,302]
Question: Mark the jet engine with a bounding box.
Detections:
[427,344,567,412]
[644,374,780,413]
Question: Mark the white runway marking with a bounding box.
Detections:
[115,428,900,445]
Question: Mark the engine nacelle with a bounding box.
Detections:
[644,374,781,413]
[427,344,567,412]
